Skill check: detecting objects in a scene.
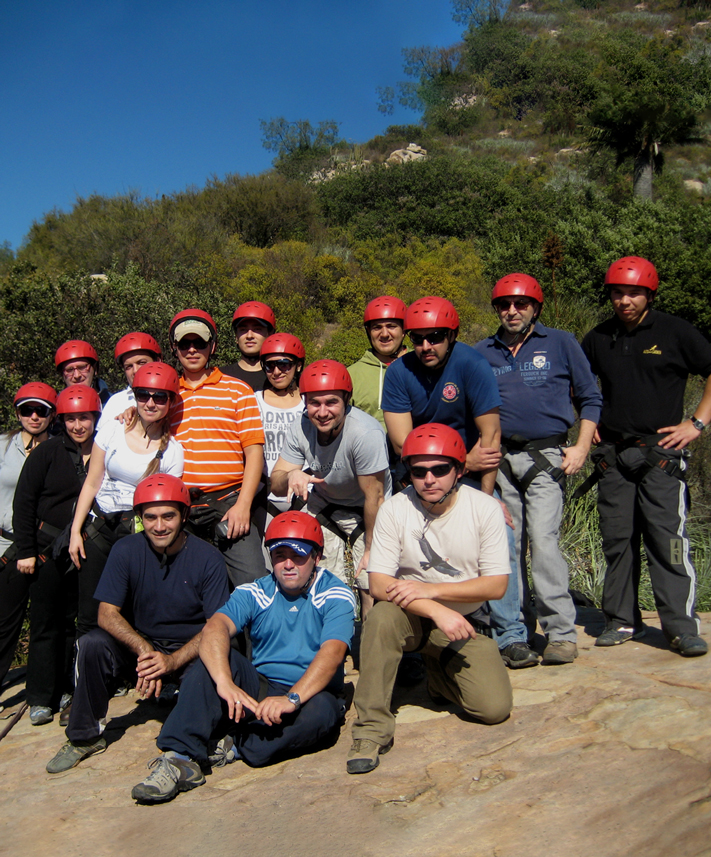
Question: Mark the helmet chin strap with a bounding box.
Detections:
[415,473,461,510]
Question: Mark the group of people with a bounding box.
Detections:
[0,253,707,801]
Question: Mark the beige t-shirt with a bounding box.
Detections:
[368,484,509,616]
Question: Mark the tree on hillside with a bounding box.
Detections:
[587,35,710,200]
[260,117,340,179]
[451,0,510,28]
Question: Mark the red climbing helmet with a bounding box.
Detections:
[401,423,467,465]
[260,333,306,362]
[114,332,162,365]
[604,257,659,291]
[55,340,98,369]
[404,297,460,332]
[131,362,180,398]
[265,511,324,550]
[133,473,191,510]
[14,382,57,409]
[363,296,407,326]
[232,301,276,332]
[169,309,217,344]
[299,360,353,395]
[55,384,102,416]
[492,274,544,306]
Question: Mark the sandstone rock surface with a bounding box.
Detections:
[1,609,709,857]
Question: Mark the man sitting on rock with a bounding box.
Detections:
[347,423,513,774]
[46,474,230,773]
[130,511,355,804]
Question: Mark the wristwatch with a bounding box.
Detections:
[690,415,706,431]
[286,692,301,710]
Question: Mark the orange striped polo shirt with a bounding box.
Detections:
[170,368,265,492]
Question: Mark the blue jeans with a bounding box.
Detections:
[462,477,528,649]
[498,449,577,642]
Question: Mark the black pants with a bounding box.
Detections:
[158,650,345,767]
[596,444,700,639]
[0,560,31,690]
[26,556,77,707]
[66,628,156,742]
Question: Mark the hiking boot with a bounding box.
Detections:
[29,705,53,725]
[131,752,205,803]
[207,735,239,768]
[595,626,645,647]
[346,738,393,775]
[500,642,540,669]
[670,634,708,657]
[46,737,107,773]
[541,640,578,665]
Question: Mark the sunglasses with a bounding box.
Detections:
[494,298,533,311]
[408,329,449,347]
[176,337,210,351]
[263,358,296,373]
[409,462,456,479]
[18,403,52,418]
[134,389,170,405]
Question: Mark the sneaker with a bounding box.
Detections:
[595,626,645,647]
[541,640,578,665]
[59,693,73,727]
[29,705,53,725]
[500,642,540,669]
[670,634,708,657]
[46,737,107,773]
[131,752,205,804]
[346,738,393,775]
[207,735,239,768]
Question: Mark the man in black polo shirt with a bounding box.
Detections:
[582,256,711,656]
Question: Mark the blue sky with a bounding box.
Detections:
[1,1,464,251]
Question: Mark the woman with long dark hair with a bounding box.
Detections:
[68,363,183,635]
[13,384,100,724]
[255,334,306,518]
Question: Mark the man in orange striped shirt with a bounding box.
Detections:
[169,309,266,587]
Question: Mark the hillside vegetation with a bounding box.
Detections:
[2,0,711,610]
[2,0,711,401]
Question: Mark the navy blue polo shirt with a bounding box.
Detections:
[95,533,230,650]
[474,323,601,439]
[381,341,501,450]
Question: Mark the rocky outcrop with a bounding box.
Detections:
[1,610,709,857]
[386,143,427,165]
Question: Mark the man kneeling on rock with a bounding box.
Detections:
[46,474,230,774]
[347,423,513,775]
[131,510,355,803]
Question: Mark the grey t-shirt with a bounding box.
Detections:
[279,406,392,510]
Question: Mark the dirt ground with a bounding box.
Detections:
[1,608,710,857]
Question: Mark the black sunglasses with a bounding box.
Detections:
[18,403,52,418]
[263,358,296,373]
[134,389,170,405]
[408,329,449,347]
[494,298,533,311]
[409,462,456,479]
[176,336,210,351]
